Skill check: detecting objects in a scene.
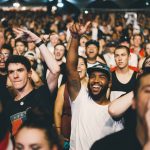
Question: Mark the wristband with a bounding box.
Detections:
[35,40,44,47]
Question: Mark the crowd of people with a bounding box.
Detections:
[0,9,150,150]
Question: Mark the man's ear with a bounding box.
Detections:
[131,97,136,110]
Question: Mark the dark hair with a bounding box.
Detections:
[142,55,150,69]
[15,38,27,47]
[1,43,13,55]
[115,45,130,55]
[54,43,66,51]
[78,56,87,68]
[16,107,61,149]
[133,70,150,99]
[54,43,67,57]
[85,40,99,49]
[5,55,31,72]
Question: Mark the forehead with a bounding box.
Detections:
[138,74,150,91]
[55,45,65,50]
[1,48,10,53]
[87,44,97,48]
[8,63,26,70]
[115,48,128,54]
[89,71,107,77]
[16,41,25,46]
[16,128,47,144]
[78,57,85,64]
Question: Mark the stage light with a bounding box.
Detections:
[145,1,149,6]
[57,0,64,8]
[84,10,88,14]
[13,1,20,8]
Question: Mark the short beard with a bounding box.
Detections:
[88,83,108,101]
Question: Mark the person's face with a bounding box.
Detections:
[16,42,26,55]
[54,45,65,61]
[77,58,87,80]
[15,127,50,150]
[28,42,36,51]
[132,74,150,124]
[144,57,150,68]
[80,37,88,47]
[10,38,15,48]
[50,34,59,46]
[115,26,123,32]
[0,32,5,49]
[0,53,5,69]
[59,33,66,42]
[146,43,150,56]
[8,63,31,90]
[88,71,108,100]
[108,46,115,53]
[114,48,129,69]
[133,35,142,47]
[86,44,99,60]
[1,48,10,61]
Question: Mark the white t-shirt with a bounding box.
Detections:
[70,86,123,150]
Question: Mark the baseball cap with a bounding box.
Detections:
[85,40,99,48]
[119,36,130,43]
[115,22,123,27]
[87,63,111,80]
[106,41,118,47]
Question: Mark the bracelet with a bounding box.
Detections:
[35,40,44,47]
[71,33,79,39]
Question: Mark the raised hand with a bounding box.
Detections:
[69,21,91,37]
[13,28,41,43]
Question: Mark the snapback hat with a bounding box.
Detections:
[87,63,111,80]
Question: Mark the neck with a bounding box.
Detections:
[96,96,109,105]
[15,82,33,101]
[57,60,63,65]
[136,120,147,146]
[116,66,129,74]
[87,58,97,64]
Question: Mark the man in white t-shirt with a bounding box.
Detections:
[66,22,123,150]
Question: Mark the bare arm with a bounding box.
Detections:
[13,28,60,92]
[66,22,90,101]
[108,91,134,118]
[30,68,43,88]
[54,84,65,135]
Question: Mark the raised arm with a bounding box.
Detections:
[13,28,60,92]
[66,22,90,101]
[108,91,134,118]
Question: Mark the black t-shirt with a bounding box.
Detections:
[91,129,142,150]
[111,71,137,93]
[111,71,137,129]
[5,84,52,136]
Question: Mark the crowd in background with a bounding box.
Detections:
[0,9,150,150]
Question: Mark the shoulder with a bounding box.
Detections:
[91,130,128,150]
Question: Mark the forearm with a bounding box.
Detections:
[66,36,79,73]
[38,43,60,74]
[54,113,62,135]
[108,91,133,117]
